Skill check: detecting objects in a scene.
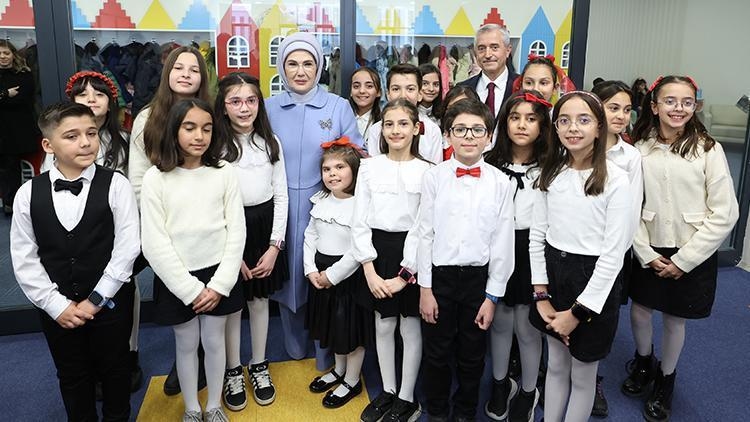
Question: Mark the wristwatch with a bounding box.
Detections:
[570,302,593,323]
[532,291,552,302]
[397,267,417,284]
[269,239,286,250]
[87,291,109,308]
[485,293,499,304]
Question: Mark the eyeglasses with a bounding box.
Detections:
[284,61,316,72]
[656,97,697,110]
[554,116,596,131]
[225,97,258,109]
[448,126,488,138]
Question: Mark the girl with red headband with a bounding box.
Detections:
[514,54,576,103]
[483,90,551,422]
[624,76,738,422]
[303,139,369,409]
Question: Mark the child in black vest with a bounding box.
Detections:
[10,102,140,421]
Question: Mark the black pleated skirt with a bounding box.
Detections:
[356,229,420,318]
[529,244,620,362]
[306,252,374,354]
[153,264,244,326]
[629,246,718,319]
[501,229,533,306]
[241,199,289,300]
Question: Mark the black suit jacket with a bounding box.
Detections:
[457,67,520,111]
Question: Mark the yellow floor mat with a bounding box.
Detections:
[137,358,369,421]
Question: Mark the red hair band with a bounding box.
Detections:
[648,75,699,93]
[527,53,555,63]
[521,92,552,108]
[320,135,368,157]
[65,71,119,99]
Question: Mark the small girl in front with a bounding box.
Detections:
[141,98,245,422]
[484,90,552,422]
[214,72,289,410]
[623,76,738,422]
[349,67,382,141]
[305,140,370,409]
[353,99,432,422]
[528,91,632,422]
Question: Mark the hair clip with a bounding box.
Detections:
[65,71,119,99]
[522,92,552,108]
[321,136,355,149]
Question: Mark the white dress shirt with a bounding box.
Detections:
[10,164,140,320]
[140,163,246,305]
[501,163,541,230]
[529,162,632,313]
[127,107,151,206]
[416,158,515,297]
[355,109,374,140]
[478,68,509,116]
[351,155,432,268]
[606,135,643,244]
[231,133,289,243]
[303,192,360,285]
[366,118,444,164]
[633,136,739,272]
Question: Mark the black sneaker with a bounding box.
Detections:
[508,388,539,422]
[249,360,276,405]
[361,391,396,422]
[485,376,518,420]
[382,397,421,422]
[223,365,247,411]
[591,375,608,418]
[164,358,207,396]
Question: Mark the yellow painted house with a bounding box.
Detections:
[258,0,298,97]
[554,9,572,73]
[445,7,474,36]
[375,8,405,35]
[138,0,176,30]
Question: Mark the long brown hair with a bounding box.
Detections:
[154,99,223,172]
[631,75,714,158]
[348,67,382,124]
[379,99,430,163]
[0,40,30,72]
[144,46,210,164]
[214,72,280,164]
[320,144,364,197]
[537,91,608,196]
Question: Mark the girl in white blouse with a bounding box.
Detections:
[353,99,432,422]
[529,91,631,422]
[214,73,289,410]
[624,76,738,422]
[348,67,382,141]
[484,90,552,421]
[304,140,369,409]
[140,98,245,422]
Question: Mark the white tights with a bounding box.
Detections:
[490,303,543,392]
[375,312,422,402]
[543,336,599,422]
[174,315,227,412]
[225,298,271,368]
[630,302,686,374]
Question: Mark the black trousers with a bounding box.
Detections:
[421,265,489,418]
[0,153,22,207]
[39,282,135,422]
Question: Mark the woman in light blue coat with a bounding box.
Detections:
[265,33,363,369]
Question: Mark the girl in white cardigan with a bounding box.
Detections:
[141,98,245,422]
[623,76,738,422]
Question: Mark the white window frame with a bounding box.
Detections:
[270,36,283,67]
[227,35,250,68]
[561,42,570,69]
[270,74,284,95]
[529,40,547,57]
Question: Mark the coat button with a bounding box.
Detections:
[560,251,567,257]
[67,233,74,239]
[70,258,76,264]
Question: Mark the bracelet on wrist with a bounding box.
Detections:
[532,291,551,302]
[397,267,417,284]
[570,301,593,323]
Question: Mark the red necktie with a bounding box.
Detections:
[485,81,496,116]
[456,167,481,178]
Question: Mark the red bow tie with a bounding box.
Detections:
[456,167,481,178]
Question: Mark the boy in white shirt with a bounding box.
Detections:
[416,99,515,420]
[366,63,443,164]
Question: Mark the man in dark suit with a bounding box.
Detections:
[457,24,519,119]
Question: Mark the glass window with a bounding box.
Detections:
[227,35,250,68]
[270,36,283,67]
[529,40,546,56]
[270,74,284,95]
[561,42,570,69]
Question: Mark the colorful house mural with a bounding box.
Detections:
[375,8,405,35]
[520,6,555,71]
[444,7,473,36]
[305,3,336,33]
[356,4,374,34]
[554,9,573,72]
[138,0,175,30]
[216,0,260,79]
[482,7,506,28]
[178,0,216,30]
[70,0,91,28]
[258,1,299,96]
[0,0,34,27]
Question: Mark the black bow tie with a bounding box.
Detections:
[499,167,526,200]
[54,179,84,196]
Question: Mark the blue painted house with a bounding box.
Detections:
[413,5,442,35]
[520,6,555,71]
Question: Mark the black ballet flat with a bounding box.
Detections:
[322,380,362,408]
[309,370,343,393]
